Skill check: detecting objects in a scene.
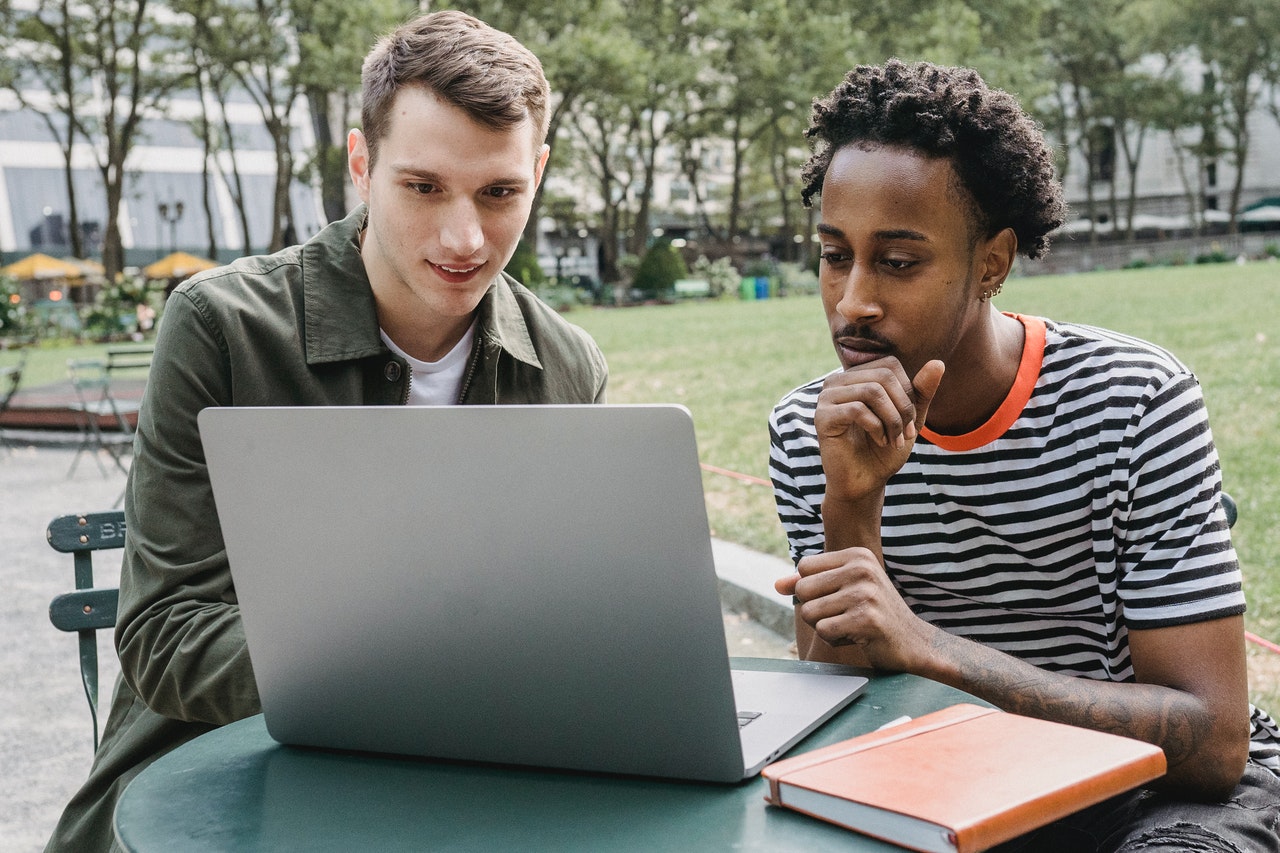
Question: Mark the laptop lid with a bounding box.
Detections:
[199,404,864,782]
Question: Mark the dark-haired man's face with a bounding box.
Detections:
[816,144,993,383]
[348,86,548,361]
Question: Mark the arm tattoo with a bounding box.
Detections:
[936,633,1210,770]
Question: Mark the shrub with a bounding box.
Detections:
[529,284,587,312]
[632,239,688,299]
[0,274,25,338]
[504,238,547,288]
[690,255,740,298]
[777,262,819,296]
[82,273,153,340]
[742,257,775,279]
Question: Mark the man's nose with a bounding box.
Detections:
[834,264,881,323]
[439,201,484,257]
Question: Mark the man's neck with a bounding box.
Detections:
[379,311,476,364]
[925,311,1026,437]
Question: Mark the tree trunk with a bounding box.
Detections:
[60,148,84,261]
[307,87,347,224]
[727,120,744,239]
[215,87,253,257]
[265,115,293,252]
[195,66,219,259]
[524,92,577,252]
[101,165,125,280]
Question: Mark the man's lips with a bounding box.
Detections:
[834,335,892,367]
[430,261,485,282]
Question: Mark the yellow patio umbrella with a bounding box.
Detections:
[1,252,85,281]
[61,256,106,278]
[143,251,219,280]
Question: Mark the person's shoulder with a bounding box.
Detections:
[771,372,837,424]
[170,244,305,307]
[776,372,835,407]
[1041,317,1191,377]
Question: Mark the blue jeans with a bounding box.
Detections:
[992,760,1280,853]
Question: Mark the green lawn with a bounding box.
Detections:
[4,339,139,387]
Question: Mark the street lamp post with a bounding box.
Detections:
[157,199,184,256]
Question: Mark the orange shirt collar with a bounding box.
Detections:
[920,314,1045,452]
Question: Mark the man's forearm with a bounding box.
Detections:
[917,627,1244,800]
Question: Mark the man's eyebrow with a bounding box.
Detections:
[815,223,929,242]
[388,165,442,182]
[875,228,929,242]
[388,165,533,187]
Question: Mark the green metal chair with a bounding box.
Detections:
[47,511,125,751]
[105,344,154,375]
[66,357,139,479]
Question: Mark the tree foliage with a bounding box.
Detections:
[2,0,186,278]
[4,0,1279,271]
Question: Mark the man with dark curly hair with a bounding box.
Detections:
[771,59,1279,850]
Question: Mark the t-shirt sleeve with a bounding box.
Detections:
[1114,370,1244,629]
[768,387,827,567]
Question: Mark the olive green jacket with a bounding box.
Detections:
[45,206,607,851]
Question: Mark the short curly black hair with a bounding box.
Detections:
[802,59,1066,260]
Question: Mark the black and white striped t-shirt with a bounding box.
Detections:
[769,314,1279,774]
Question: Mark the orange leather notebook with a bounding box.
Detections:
[762,703,1166,853]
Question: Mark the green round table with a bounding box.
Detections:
[114,659,986,852]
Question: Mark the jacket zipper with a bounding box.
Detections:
[457,338,482,403]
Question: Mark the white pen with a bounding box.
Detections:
[875,715,912,731]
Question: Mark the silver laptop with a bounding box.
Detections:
[199,404,865,782]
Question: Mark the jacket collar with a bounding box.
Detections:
[474,268,542,369]
[300,204,541,370]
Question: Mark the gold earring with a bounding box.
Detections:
[980,282,1003,302]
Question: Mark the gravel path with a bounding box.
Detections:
[1,444,124,853]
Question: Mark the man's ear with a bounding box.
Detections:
[980,227,1018,291]
[348,129,372,203]
[533,144,550,189]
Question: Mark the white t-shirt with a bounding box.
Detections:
[380,319,477,406]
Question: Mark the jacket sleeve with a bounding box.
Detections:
[588,337,608,403]
[114,290,261,725]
